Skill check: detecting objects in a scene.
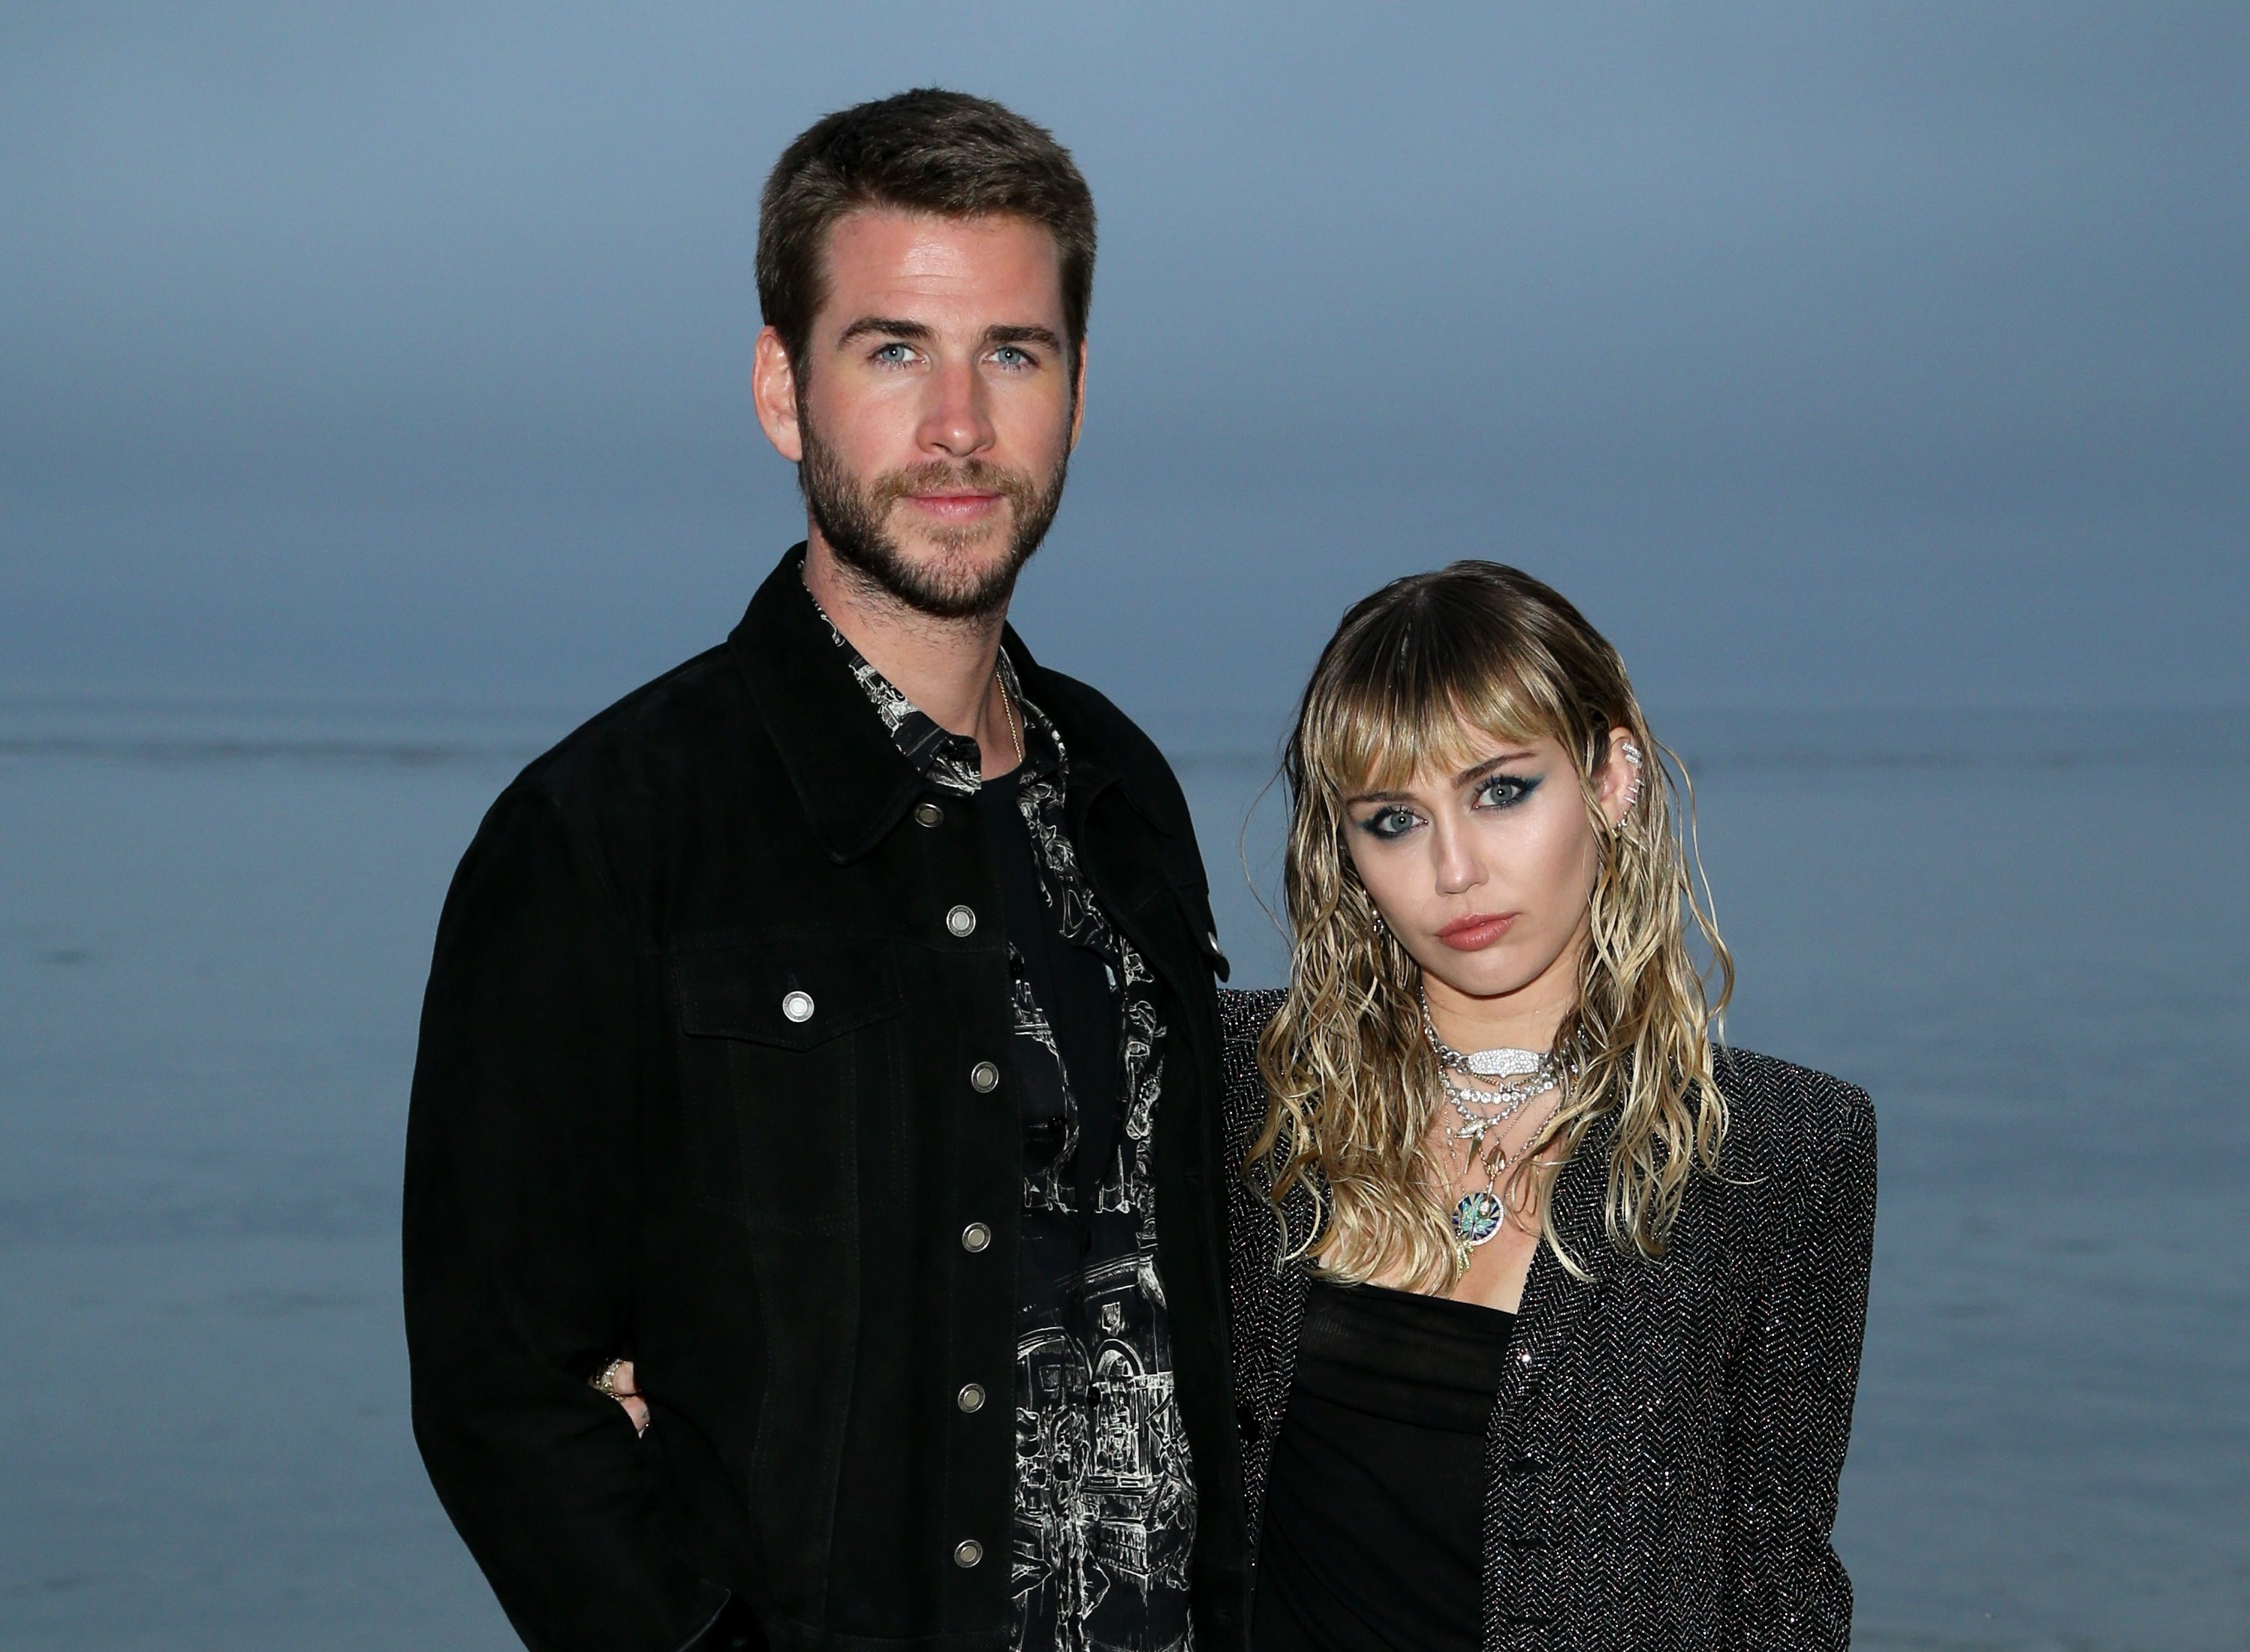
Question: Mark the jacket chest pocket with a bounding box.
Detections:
[670,937,904,1235]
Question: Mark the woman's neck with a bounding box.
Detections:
[1421,967,1575,1055]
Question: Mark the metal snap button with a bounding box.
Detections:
[780,990,815,1024]
[953,1539,983,1569]
[969,1061,1000,1094]
[956,1383,986,1413]
[914,800,944,827]
[960,1222,992,1253]
[944,904,977,937]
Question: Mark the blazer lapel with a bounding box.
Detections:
[1489,1116,1624,1455]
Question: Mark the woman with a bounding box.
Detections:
[1224,562,1874,1649]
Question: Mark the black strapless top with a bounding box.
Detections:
[1251,1274,1516,1652]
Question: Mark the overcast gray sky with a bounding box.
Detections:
[4,2,2244,724]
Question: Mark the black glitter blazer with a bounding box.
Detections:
[1219,988,1876,1650]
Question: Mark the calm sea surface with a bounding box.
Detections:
[4,699,2245,1650]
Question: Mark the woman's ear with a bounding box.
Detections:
[1597,726,1644,829]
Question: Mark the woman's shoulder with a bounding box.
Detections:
[1711,1044,1876,1190]
[1218,985,1287,1052]
[1217,987,1287,1135]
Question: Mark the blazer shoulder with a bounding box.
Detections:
[1220,986,1287,1051]
[1218,987,1288,1145]
[1712,1044,1875,1191]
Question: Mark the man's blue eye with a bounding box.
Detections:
[874,342,913,363]
[993,346,1030,366]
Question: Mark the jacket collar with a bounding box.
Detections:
[727,546,923,863]
[727,544,1069,864]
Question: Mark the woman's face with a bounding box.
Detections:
[1342,724,1635,1034]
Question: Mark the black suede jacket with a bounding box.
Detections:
[403,549,1248,1652]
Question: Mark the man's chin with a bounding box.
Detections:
[836,525,1027,621]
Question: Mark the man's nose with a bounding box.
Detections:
[918,357,995,459]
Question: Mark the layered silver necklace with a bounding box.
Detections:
[1420,990,1569,1252]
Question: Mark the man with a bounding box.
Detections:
[404,90,1248,1652]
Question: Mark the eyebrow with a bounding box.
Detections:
[836,315,934,348]
[832,317,1062,354]
[985,323,1062,353]
[1343,751,1541,807]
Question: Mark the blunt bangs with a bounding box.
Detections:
[1300,579,1581,802]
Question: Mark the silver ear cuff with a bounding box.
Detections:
[1618,740,1643,822]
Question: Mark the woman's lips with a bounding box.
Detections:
[1435,912,1517,951]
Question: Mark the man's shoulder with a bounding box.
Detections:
[509,641,764,822]
[1025,663,1194,833]
[1026,663,1166,769]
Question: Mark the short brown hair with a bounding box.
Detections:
[757,89,1096,376]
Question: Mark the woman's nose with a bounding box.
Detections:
[1430,818,1484,896]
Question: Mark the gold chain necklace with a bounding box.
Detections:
[994,664,1023,767]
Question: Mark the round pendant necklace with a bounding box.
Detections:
[1444,1095,1560,1255]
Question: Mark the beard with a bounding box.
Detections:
[797,411,1070,622]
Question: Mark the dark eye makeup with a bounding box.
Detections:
[1474,772,1540,809]
[1354,805,1420,841]
[1349,771,1541,841]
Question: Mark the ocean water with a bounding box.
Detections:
[2,697,2245,1650]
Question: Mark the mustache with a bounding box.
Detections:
[869,459,1041,513]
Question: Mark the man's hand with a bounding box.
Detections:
[592,1359,650,1435]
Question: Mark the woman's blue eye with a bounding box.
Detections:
[1357,807,1418,840]
[1474,774,1538,810]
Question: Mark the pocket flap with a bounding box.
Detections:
[671,937,903,1049]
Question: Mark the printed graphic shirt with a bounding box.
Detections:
[815,591,1197,1652]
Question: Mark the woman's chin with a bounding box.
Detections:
[1414,953,1543,1006]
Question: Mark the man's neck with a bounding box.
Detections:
[803,531,1020,776]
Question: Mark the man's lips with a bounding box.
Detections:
[1435,912,1517,951]
[904,490,1004,517]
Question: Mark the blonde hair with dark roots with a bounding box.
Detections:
[1250,561,1733,1289]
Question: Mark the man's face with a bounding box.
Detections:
[755,209,1083,620]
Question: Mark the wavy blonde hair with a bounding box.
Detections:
[1250,561,1733,1288]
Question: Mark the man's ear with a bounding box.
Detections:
[753,325,804,463]
[1068,335,1088,452]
